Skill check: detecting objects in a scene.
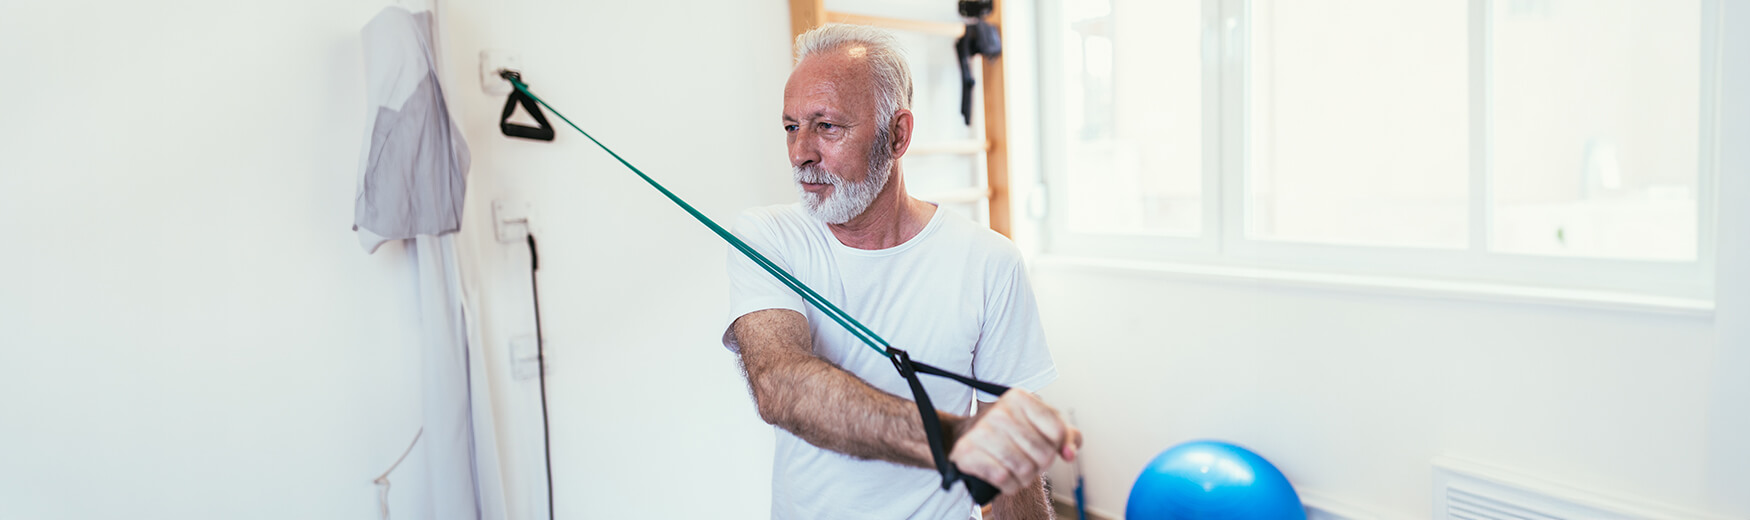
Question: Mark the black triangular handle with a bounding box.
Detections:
[501,80,555,141]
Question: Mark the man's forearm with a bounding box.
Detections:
[989,476,1052,520]
[734,310,954,469]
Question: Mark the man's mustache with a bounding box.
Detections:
[793,164,843,186]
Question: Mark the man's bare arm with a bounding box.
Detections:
[734,308,1082,496]
[732,308,951,469]
[989,476,1053,520]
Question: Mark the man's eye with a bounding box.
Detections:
[784,124,798,132]
[818,122,835,131]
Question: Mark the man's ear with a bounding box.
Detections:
[890,109,914,158]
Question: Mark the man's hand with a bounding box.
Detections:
[951,390,1082,495]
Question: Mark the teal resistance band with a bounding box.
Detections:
[502,71,1010,505]
[507,77,890,359]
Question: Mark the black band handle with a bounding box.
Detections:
[498,70,556,141]
[961,472,1000,506]
[913,356,1010,507]
[911,360,1010,397]
[890,348,1015,507]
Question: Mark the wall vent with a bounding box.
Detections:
[1433,457,1728,520]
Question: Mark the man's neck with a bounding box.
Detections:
[827,174,936,250]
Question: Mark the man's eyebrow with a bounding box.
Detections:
[782,111,833,123]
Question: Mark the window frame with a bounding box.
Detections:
[1037,0,1723,301]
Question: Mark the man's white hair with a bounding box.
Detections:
[793,23,914,129]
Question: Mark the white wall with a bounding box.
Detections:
[1702,0,1750,512]
[436,0,793,518]
[0,2,433,518]
[1,1,794,518]
[1035,2,1750,519]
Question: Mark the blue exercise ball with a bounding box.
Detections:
[1125,440,1305,520]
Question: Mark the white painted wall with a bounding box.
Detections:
[1,0,792,518]
[0,2,434,518]
[1035,2,1750,518]
[436,0,792,518]
[1701,0,1750,513]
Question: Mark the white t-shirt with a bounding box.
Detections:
[722,203,1057,520]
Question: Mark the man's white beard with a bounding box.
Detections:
[794,149,894,225]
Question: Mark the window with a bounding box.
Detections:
[1488,0,1704,261]
[1249,0,1469,248]
[1039,0,1720,299]
[1058,0,1203,236]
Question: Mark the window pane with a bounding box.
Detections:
[1488,0,1700,261]
[1248,0,1469,247]
[1060,0,1202,235]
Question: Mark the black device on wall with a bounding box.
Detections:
[955,0,1001,126]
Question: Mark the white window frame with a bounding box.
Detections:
[1037,0,1723,302]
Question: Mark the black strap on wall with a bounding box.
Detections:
[527,235,557,520]
[954,0,1002,126]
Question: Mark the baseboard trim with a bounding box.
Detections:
[1049,494,1120,520]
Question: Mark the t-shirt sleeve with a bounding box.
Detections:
[971,255,1057,402]
[721,209,807,353]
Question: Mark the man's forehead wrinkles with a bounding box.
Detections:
[784,54,876,127]
[803,80,842,99]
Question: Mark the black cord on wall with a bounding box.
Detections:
[526,234,556,520]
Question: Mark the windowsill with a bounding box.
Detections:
[1031,254,1715,318]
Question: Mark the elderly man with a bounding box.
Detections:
[722,24,1080,520]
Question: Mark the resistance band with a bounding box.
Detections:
[501,71,1011,505]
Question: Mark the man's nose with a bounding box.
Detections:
[789,131,820,168]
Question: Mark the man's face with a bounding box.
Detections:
[783,46,894,224]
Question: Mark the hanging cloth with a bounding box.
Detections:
[355,7,511,520]
[354,7,470,253]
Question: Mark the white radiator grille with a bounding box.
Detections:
[1446,487,1571,520]
[1432,457,1728,520]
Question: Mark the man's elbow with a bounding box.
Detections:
[748,373,788,426]
[755,396,785,426]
